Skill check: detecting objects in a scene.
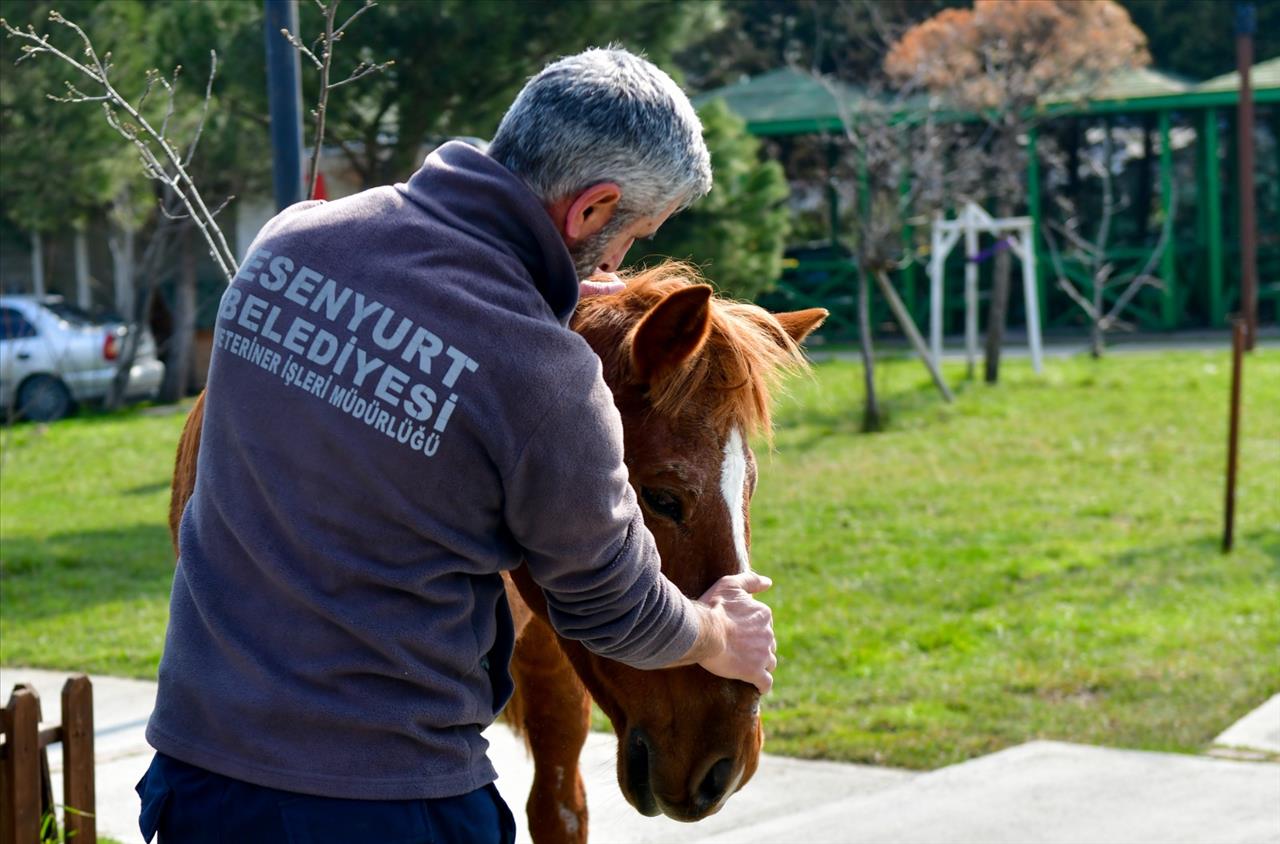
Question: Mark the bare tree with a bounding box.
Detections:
[2,13,237,282]
[2,12,237,404]
[281,0,392,200]
[807,7,965,430]
[105,188,188,408]
[886,0,1150,382]
[3,4,387,406]
[1043,136,1173,358]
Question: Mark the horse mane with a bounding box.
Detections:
[573,261,810,439]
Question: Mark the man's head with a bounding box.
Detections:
[488,47,712,279]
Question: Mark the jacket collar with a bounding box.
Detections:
[400,141,580,325]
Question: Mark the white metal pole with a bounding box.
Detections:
[75,227,91,309]
[929,225,943,367]
[1021,224,1044,374]
[964,220,979,379]
[112,226,136,318]
[31,231,45,296]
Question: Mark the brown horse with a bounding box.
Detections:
[169,262,825,843]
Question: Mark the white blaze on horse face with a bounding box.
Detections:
[720,427,750,573]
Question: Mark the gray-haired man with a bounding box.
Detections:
[137,48,776,843]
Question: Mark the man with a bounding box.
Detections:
[138,47,777,843]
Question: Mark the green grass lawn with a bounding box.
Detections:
[759,350,1279,767]
[1,351,1277,770]
[0,404,188,677]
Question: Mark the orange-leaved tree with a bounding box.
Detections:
[886,0,1149,383]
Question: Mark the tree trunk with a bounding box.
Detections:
[1091,279,1105,359]
[873,270,954,402]
[983,196,1016,383]
[107,207,177,409]
[160,228,197,403]
[106,282,160,410]
[857,269,881,433]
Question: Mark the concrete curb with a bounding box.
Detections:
[701,740,1280,844]
[1213,694,1280,757]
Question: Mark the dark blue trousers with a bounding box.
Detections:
[136,752,517,844]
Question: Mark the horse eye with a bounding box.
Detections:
[640,487,684,523]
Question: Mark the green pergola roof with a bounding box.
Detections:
[696,59,1280,137]
[690,67,871,132]
[1196,56,1280,93]
[1045,67,1194,103]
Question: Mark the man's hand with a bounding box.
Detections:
[580,272,627,298]
[674,572,777,694]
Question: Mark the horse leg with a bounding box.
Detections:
[511,614,591,844]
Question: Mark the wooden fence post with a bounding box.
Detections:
[1,677,96,844]
[1,686,42,844]
[61,676,95,842]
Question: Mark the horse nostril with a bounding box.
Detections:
[695,757,734,810]
[625,729,659,817]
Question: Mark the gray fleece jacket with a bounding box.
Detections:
[146,141,700,800]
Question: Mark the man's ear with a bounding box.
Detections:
[563,182,622,241]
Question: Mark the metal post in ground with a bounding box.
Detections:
[1222,317,1246,552]
[264,0,304,212]
[1026,126,1046,332]
[1235,2,1258,349]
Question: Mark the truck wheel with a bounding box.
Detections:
[16,375,73,422]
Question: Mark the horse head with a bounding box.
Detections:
[512,262,826,822]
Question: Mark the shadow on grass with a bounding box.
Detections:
[1238,525,1280,562]
[1109,529,1280,570]
[1109,533,1220,567]
[124,480,173,497]
[774,386,955,452]
[0,523,175,621]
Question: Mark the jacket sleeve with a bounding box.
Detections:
[500,356,700,670]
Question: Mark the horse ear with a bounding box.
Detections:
[773,308,828,345]
[629,285,714,383]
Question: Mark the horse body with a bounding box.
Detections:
[169,263,824,843]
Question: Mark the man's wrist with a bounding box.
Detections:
[670,601,725,667]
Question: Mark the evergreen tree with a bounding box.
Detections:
[0,1,131,237]
[1119,0,1279,81]
[630,99,790,302]
[315,0,722,187]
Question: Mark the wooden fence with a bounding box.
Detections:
[0,676,95,844]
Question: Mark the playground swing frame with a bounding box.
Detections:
[929,201,1044,376]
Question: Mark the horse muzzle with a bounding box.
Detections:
[622,727,743,822]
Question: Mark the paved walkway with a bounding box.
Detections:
[2,667,1277,844]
